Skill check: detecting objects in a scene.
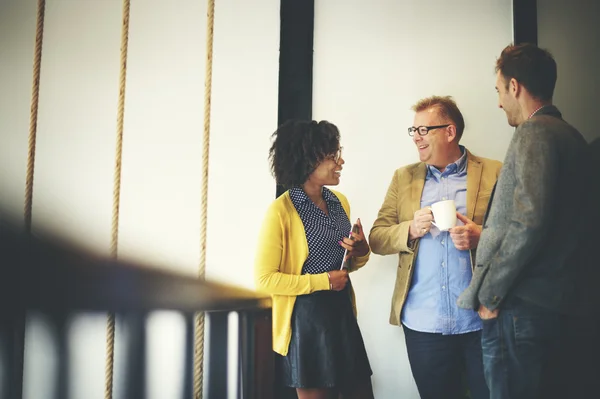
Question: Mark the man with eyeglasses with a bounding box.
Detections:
[369,95,501,399]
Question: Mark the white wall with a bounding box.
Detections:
[313,1,514,397]
[538,0,600,142]
[0,0,37,223]
[0,0,278,398]
[1,0,516,398]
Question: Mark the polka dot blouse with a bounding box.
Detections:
[289,187,352,275]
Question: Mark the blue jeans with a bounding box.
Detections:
[403,325,489,399]
[481,296,562,399]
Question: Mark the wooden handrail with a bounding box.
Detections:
[0,221,270,314]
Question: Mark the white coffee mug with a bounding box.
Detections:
[430,200,457,231]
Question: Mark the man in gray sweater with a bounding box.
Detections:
[457,43,589,399]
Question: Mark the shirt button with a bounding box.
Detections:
[442,286,446,290]
[441,262,445,267]
[441,240,445,245]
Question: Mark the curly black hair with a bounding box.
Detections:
[269,120,341,188]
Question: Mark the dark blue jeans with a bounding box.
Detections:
[403,325,489,399]
[481,296,562,399]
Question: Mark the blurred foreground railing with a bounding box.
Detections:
[0,222,273,399]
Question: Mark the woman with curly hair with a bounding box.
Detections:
[255,120,374,399]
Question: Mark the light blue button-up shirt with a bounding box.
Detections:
[401,147,481,334]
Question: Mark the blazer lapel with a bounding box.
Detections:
[411,163,427,214]
[466,153,482,220]
[483,182,497,225]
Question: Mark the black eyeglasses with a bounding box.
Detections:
[408,124,451,137]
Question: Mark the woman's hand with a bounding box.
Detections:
[339,218,370,259]
[328,269,349,291]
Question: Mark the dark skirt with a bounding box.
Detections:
[277,284,372,391]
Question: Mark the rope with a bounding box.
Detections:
[18,2,46,398]
[194,0,216,397]
[24,0,46,231]
[105,0,130,397]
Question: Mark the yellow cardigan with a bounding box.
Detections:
[254,189,370,356]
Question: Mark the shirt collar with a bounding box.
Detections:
[528,104,550,119]
[322,187,339,204]
[427,145,467,176]
[289,186,340,205]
